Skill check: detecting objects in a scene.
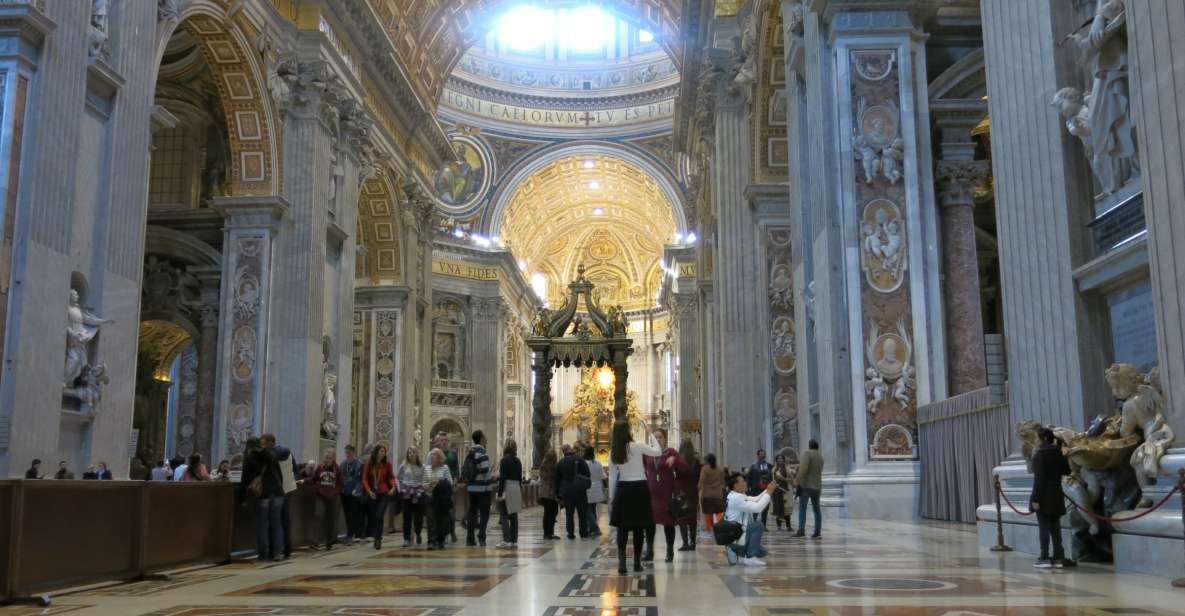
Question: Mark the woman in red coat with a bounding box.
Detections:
[644,428,688,562]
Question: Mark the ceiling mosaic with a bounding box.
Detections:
[497,154,677,311]
[367,0,682,106]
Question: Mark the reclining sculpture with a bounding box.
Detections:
[1017,363,1174,561]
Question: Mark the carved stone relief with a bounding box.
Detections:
[225,235,266,454]
[766,227,797,451]
[373,311,397,445]
[848,48,918,460]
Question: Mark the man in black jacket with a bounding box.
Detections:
[556,444,591,540]
[240,436,285,560]
[1030,427,1072,568]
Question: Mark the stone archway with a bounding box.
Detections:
[154,4,282,197]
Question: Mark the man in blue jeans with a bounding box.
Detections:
[240,436,285,560]
[723,473,777,566]
[794,439,824,539]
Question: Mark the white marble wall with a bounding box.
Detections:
[0,2,158,477]
[1128,0,1185,439]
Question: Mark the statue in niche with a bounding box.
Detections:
[201,122,230,201]
[321,372,339,440]
[75,364,110,416]
[1054,0,1140,195]
[88,0,109,61]
[65,289,112,388]
[769,263,793,310]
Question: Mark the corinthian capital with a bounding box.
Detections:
[401,182,435,234]
[935,160,990,206]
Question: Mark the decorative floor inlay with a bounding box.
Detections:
[73,574,230,596]
[0,607,91,615]
[330,561,521,571]
[749,609,1176,616]
[225,574,510,597]
[558,573,656,597]
[368,546,551,560]
[141,608,463,616]
[721,574,1096,597]
[542,608,658,616]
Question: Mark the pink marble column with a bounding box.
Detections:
[936,160,990,394]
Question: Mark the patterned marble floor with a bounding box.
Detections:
[13,510,1185,615]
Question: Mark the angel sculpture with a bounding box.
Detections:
[864,368,888,414]
[853,132,881,184]
[76,364,109,415]
[1106,364,1175,499]
[880,138,905,184]
[532,307,552,337]
[893,363,915,408]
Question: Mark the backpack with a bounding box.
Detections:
[461,450,478,483]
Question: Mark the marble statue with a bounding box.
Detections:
[864,368,887,415]
[88,0,109,60]
[1016,361,1170,559]
[1056,0,1140,195]
[75,364,109,415]
[158,0,180,22]
[880,138,905,184]
[893,363,915,409]
[65,289,111,387]
[321,372,338,440]
[1105,363,1174,499]
[853,133,881,184]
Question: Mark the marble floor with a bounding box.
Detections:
[13,510,1185,615]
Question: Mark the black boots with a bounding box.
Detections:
[677,525,694,551]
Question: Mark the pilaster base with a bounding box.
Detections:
[841,462,921,521]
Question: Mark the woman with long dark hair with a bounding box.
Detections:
[675,439,701,551]
[538,449,560,540]
[609,420,662,575]
[362,444,396,549]
[698,453,726,536]
[181,453,210,481]
[771,453,794,531]
[496,439,523,548]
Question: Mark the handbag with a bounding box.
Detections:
[713,520,743,545]
[247,475,263,498]
[669,490,695,520]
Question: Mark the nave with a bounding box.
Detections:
[17,510,1182,616]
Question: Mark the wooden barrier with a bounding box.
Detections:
[1,479,544,603]
[0,480,234,604]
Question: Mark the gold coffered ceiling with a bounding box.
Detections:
[499,154,676,310]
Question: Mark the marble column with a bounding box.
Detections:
[399,185,435,456]
[268,61,348,459]
[707,46,764,469]
[672,292,701,449]
[1127,0,1185,439]
[191,266,221,461]
[471,297,502,441]
[211,196,286,464]
[935,160,990,395]
[980,0,1112,439]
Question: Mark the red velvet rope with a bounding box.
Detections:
[1062,485,1180,524]
[996,481,1181,523]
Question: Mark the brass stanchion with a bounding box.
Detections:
[991,473,1013,552]
[1173,468,1185,589]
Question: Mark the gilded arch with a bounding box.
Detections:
[356,174,404,283]
[154,2,282,196]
